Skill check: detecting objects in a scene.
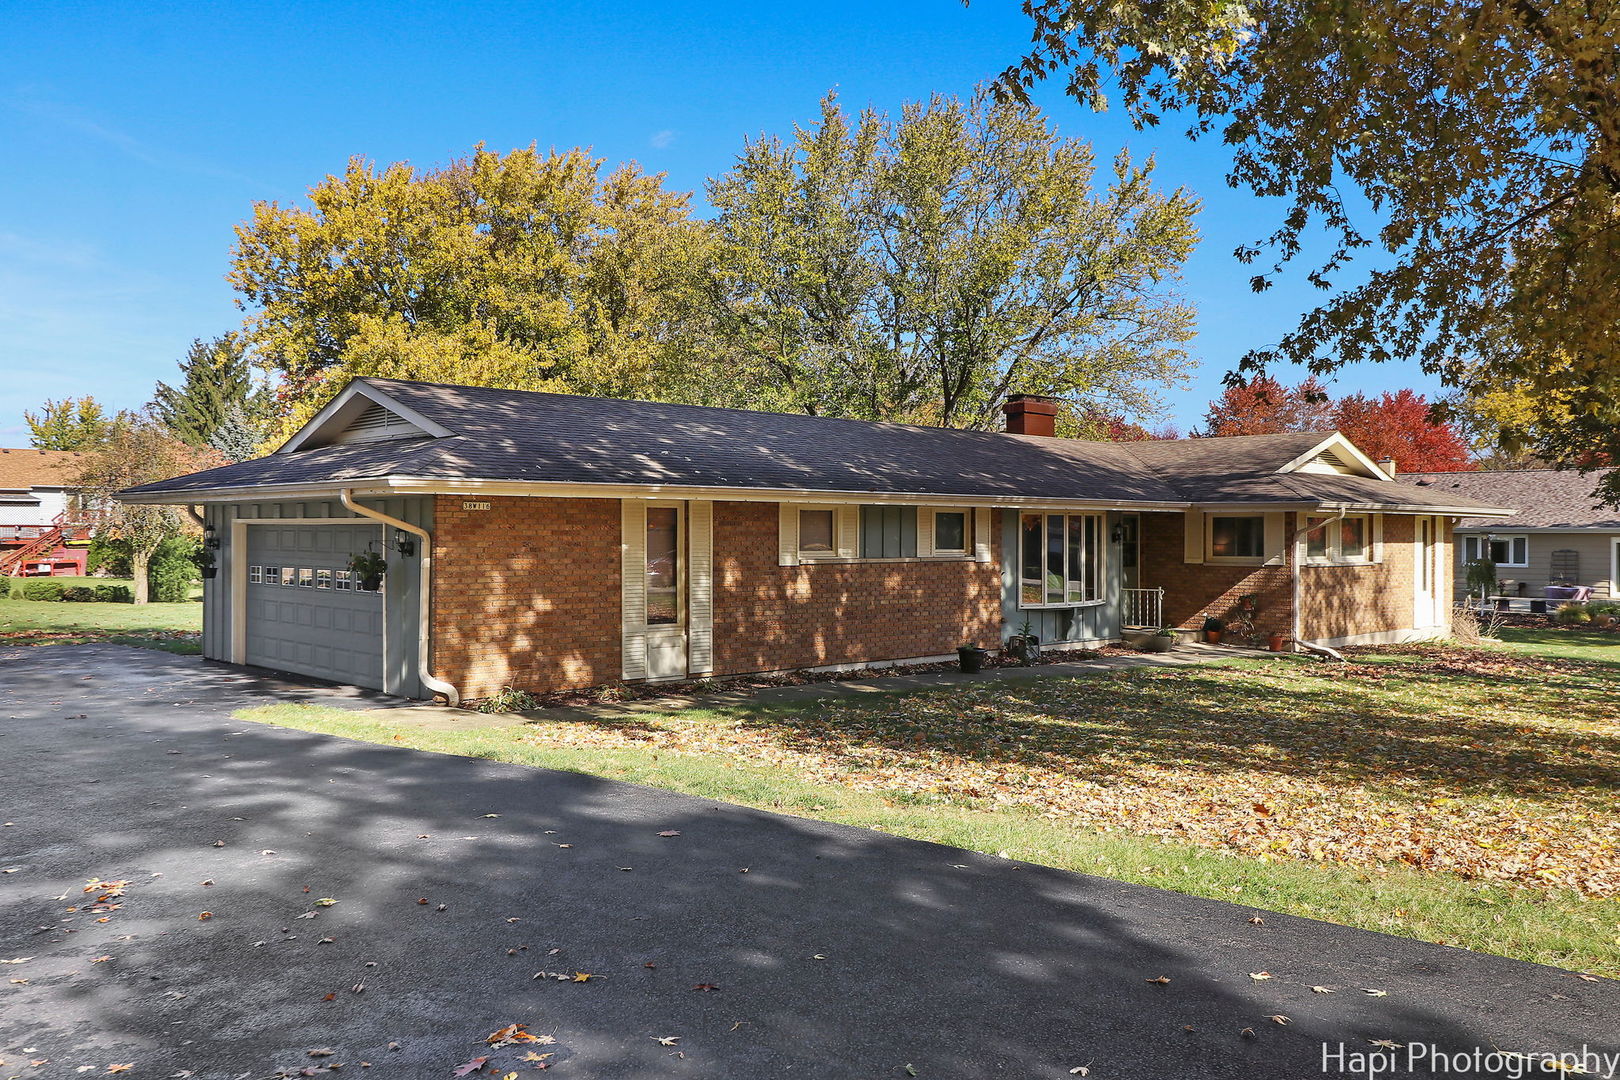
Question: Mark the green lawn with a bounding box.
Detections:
[242,633,1620,979]
[0,582,202,653]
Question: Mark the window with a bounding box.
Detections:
[859,505,917,558]
[932,510,968,554]
[1210,516,1265,559]
[297,567,314,588]
[1303,514,1375,564]
[1019,513,1102,608]
[263,566,281,586]
[315,568,332,590]
[646,506,680,625]
[249,565,263,584]
[334,570,352,591]
[798,509,835,554]
[1463,534,1527,567]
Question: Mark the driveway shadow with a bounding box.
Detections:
[1,646,1615,1078]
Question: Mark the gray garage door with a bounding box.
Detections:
[244,522,385,689]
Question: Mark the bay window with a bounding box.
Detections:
[1019,512,1102,608]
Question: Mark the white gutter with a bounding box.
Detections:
[339,489,459,706]
[1290,508,1345,648]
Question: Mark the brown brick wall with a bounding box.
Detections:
[430,495,621,700]
[711,502,1003,675]
[1297,513,1417,641]
[1138,511,1294,639]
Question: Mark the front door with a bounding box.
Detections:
[1415,516,1438,627]
[642,503,687,679]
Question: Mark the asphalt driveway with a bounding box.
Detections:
[2,645,1616,1079]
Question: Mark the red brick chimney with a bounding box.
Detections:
[1003,394,1059,437]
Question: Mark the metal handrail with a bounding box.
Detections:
[1121,586,1165,629]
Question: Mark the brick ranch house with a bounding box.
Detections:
[120,378,1509,703]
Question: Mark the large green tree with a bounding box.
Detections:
[230,144,713,436]
[73,416,223,604]
[24,396,129,450]
[705,91,1200,429]
[150,333,267,449]
[996,1,1620,493]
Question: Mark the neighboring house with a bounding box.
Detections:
[120,379,1508,702]
[1403,469,1619,602]
[0,448,91,577]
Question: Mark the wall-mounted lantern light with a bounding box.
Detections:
[203,522,221,550]
[393,529,416,558]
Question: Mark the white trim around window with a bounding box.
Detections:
[1461,533,1528,568]
[1301,513,1379,566]
[779,502,977,565]
[1205,514,1268,564]
[922,507,972,557]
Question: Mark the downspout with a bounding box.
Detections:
[1290,508,1345,648]
[339,489,460,705]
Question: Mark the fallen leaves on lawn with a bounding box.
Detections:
[503,653,1620,895]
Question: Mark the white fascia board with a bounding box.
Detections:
[275,379,454,454]
[1452,524,1611,533]
[1277,432,1394,480]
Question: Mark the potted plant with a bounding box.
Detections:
[192,545,217,579]
[1005,618,1041,666]
[1142,627,1177,653]
[349,550,387,592]
[1202,616,1224,644]
[957,644,990,673]
[1268,631,1288,652]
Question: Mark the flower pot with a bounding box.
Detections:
[1205,630,1222,644]
[200,566,217,579]
[358,575,384,592]
[1142,634,1175,653]
[957,646,989,673]
[1595,614,1616,629]
[1268,632,1287,652]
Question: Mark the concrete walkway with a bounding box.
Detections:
[375,641,1267,732]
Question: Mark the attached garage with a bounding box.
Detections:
[243,522,385,689]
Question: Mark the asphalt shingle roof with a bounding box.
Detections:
[1401,469,1620,529]
[122,379,1506,513]
[0,447,84,491]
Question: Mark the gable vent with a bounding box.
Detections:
[1295,448,1357,475]
[330,402,423,445]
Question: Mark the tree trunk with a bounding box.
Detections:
[132,549,150,605]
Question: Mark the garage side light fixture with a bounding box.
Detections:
[393,529,417,557]
[203,522,221,550]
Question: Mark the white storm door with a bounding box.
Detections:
[1415,516,1438,627]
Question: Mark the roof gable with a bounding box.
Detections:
[277,382,454,453]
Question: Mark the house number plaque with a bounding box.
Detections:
[462,501,492,511]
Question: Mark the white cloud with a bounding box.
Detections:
[649,129,676,149]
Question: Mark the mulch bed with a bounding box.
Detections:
[470,643,1137,711]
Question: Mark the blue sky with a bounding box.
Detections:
[0,0,1434,443]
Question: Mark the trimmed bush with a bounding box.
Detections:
[61,586,97,602]
[94,584,133,604]
[21,580,65,602]
[147,537,201,603]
